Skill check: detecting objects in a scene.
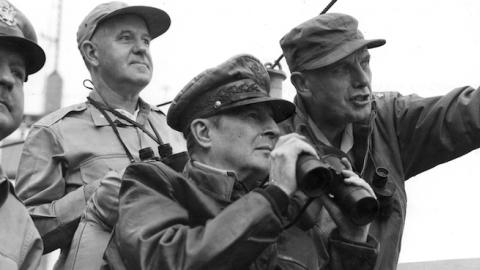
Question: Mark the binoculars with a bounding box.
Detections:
[139,144,188,173]
[296,147,378,226]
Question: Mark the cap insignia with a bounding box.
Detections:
[0,2,17,26]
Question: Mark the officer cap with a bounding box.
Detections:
[0,0,46,75]
[167,54,295,133]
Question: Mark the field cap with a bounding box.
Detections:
[280,13,385,72]
[0,0,46,75]
[167,54,295,133]
[77,1,170,47]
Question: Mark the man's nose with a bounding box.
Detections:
[0,65,15,92]
[262,120,281,139]
[351,64,370,89]
[133,39,148,54]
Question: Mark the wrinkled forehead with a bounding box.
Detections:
[92,13,149,39]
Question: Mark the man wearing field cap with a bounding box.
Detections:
[103,54,379,270]
[280,13,480,269]
[15,2,185,269]
[0,0,46,269]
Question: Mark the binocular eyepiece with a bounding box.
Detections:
[139,144,188,173]
[296,151,379,226]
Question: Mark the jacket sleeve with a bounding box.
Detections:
[114,162,288,270]
[287,193,378,270]
[14,126,99,253]
[324,229,378,270]
[0,180,44,270]
[377,87,480,178]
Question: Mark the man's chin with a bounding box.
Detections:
[128,76,151,88]
[0,119,19,140]
[352,108,372,123]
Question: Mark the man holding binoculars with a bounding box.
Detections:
[103,54,378,270]
[280,12,480,270]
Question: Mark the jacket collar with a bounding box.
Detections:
[88,91,153,127]
[291,95,377,173]
[184,160,250,202]
[292,96,353,153]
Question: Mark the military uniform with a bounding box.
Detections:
[0,173,43,270]
[104,54,378,270]
[279,12,480,270]
[15,2,179,268]
[0,0,46,269]
[14,90,185,259]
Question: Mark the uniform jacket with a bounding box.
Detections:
[104,160,378,270]
[0,174,43,270]
[14,91,186,269]
[280,87,480,270]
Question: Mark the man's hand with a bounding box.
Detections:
[269,133,317,196]
[318,158,376,243]
[84,170,123,230]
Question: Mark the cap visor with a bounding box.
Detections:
[103,6,171,39]
[0,36,46,75]
[303,38,386,71]
[216,96,296,123]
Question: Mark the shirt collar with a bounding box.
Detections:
[88,91,151,127]
[115,108,139,121]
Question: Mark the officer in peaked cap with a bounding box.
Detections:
[14,1,186,270]
[102,54,377,270]
[168,54,295,134]
[0,0,45,139]
[0,1,45,269]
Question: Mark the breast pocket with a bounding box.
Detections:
[79,154,129,185]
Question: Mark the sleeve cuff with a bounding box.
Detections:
[328,228,379,270]
[254,185,290,217]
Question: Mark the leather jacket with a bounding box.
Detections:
[104,160,378,270]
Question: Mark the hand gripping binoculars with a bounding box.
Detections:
[296,146,378,226]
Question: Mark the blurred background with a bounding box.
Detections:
[2,0,480,269]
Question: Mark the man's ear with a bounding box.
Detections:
[190,119,213,149]
[80,40,99,67]
[290,71,311,98]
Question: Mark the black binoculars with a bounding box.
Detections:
[296,148,378,226]
[139,144,188,173]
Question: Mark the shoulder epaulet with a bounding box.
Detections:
[35,102,88,127]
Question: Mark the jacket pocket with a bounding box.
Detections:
[79,154,128,185]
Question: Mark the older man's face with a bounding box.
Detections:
[208,104,280,181]
[92,14,152,92]
[0,46,25,140]
[303,48,373,126]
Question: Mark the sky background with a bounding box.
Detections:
[11,0,480,264]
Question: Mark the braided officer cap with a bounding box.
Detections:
[167,54,295,133]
